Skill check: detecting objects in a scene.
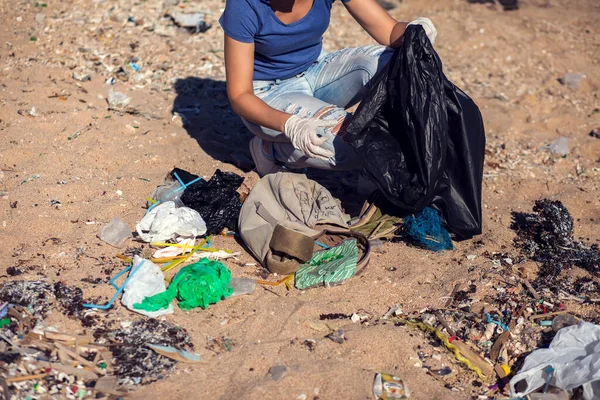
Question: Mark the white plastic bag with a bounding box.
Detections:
[509,322,600,399]
[136,201,207,242]
[121,256,174,318]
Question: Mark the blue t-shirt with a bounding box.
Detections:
[219,0,343,81]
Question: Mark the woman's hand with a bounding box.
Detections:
[284,116,336,160]
[407,17,437,45]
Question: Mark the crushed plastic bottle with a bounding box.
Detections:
[147,179,184,208]
[97,217,131,248]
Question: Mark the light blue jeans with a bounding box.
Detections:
[243,45,393,171]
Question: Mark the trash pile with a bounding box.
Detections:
[0,159,480,397]
[383,199,600,399]
[0,167,248,398]
[0,280,200,397]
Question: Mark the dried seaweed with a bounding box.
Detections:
[511,199,600,281]
[53,282,85,318]
[108,319,193,385]
[0,281,54,316]
[319,313,351,320]
[6,267,24,276]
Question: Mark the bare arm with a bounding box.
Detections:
[224,34,290,140]
[343,0,407,48]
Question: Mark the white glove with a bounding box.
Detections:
[408,17,437,45]
[284,115,336,160]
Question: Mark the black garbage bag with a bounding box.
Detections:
[180,169,244,235]
[344,25,486,239]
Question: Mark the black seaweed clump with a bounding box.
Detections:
[511,199,600,280]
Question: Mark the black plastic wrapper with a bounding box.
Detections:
[344,25,486,239]
[180,169,244,235]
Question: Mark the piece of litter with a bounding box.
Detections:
[67,131,81,141]
[107,89,130,110]
[558,73,585,89]
[147,344,202,363]
[169,12,212,33]
[326,329,345,344]
[122,256,174,318]
[541,137,569,156]
[152,238,196,258]
[72,72,91,82]
[268,365,288,381]
[189,250,241,262]
[373,372,410,399]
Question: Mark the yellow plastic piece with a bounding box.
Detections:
[257,274,295,291]
[501,364,511,376]
[117,235,235,283]
[161,236,212,274]
[396,319,488,380]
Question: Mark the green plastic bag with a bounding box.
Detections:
[134,259,233,311]
[295,239,358,290]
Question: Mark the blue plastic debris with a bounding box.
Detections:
[404,207,453,251]
[82,261,145,310]
[485,312,510,331]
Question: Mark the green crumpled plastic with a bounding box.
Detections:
[134,259,233,311]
